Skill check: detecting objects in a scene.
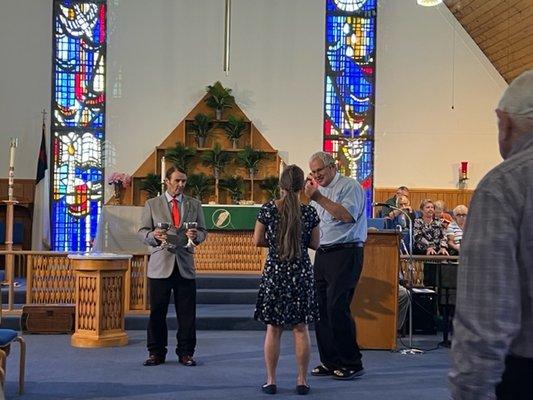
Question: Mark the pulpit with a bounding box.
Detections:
[69,253,131,348]
[351,231,400,350]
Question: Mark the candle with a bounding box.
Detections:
[9,138,17,168]
[460,161,468,174]
[161,155,166,184]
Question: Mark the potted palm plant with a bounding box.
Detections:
[259,176,280,200]
[165,142,196,173]
[139,173,161,199]
[186,173,212,202]
[222,115,247,149]
[205,81,234,120]
[236,145,265,201]
[188,113,214,147]
[200,142,233,203]
[219,176,245,204]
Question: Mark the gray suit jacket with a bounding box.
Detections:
[138,194,207,279]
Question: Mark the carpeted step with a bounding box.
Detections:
[196,288,258,304]
[196,274,261,290]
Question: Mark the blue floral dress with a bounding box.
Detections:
[254,200,320,326]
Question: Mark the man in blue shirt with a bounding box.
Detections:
[305,151,367,380]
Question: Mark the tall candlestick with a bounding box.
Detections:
[8,138,18,201]
[160,155,166,194]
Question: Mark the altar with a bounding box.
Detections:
[94,205,265,273]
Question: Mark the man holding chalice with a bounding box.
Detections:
[138,165,207,367]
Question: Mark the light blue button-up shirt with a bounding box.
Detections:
[310,172,367,246]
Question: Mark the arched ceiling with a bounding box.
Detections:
[444,0,533,83]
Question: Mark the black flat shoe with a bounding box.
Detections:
[143,354,165,366]
[332,366,365,380]
[261,383,277,395]
[311,364,334,376]
[296,384,310,395]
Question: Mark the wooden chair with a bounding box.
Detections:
[0,290,25,395]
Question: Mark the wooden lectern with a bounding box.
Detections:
[351,231,400,350]
[69,253,131,348]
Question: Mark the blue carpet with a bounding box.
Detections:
[3,331,450,399]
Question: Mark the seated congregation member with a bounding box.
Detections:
[413,199,449,256]
[390,195,416,229]
[434,200,453,223]
[446,205,468,255]
[138,165,207,367]
[380,186,409,218]
[253,165,320,396]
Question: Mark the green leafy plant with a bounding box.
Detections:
[188,113,215,147]
[222,115,247,148]
[219,175,245,204]
[186,173,212,202]
[205,81,234,119]
[259,176,280,200]
[236,146,265,201]
[200,142,233,203]
[165,142,196,173]
[139,173,161,199]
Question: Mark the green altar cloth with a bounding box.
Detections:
[202,205,261,230]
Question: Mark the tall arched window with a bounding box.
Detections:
[50,0,106,251]
[324,0,377,215]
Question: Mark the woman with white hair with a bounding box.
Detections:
[446,205,468,255]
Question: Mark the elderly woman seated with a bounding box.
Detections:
[413,199,449,256]
[446,204,468,255]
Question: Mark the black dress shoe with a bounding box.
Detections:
[261,383,277,395]
[311,364,334,376]
[143,354,165,366]
[296,384,310,395]
[178,355,197,366]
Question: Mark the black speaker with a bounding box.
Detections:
[409,288,437,334]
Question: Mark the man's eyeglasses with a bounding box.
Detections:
[455,213,467,217]
[310,164,333,175]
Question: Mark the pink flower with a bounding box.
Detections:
[107,172,132,188]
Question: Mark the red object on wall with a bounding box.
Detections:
[460,161,468,174]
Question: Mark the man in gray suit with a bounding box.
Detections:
[138,165,207,367]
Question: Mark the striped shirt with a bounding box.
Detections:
[449,133,533,399]
[446,221,463,246]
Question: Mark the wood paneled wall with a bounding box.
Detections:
[374,187,474,216]
[0,179,35,204]
[0,179,35,249]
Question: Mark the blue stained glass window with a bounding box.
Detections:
[50,1,106,251]
[324,0,377,216]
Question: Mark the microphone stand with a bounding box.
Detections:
[385,204,424,355]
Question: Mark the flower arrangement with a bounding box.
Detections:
[107,172,132,188]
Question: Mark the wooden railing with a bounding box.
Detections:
[400,255,459,287]
[1,231,266,313]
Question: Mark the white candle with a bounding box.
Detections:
[161,156,166,184]
[9,138,16,168]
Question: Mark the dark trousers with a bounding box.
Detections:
[147,265,196,358]
[314,246,364,370]
[496,354,533,399]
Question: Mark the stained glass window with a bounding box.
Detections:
[51,0,106,251]
[324,0,377,215]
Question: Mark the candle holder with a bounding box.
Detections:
[459,161,469,184]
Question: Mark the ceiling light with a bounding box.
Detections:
[417,0,443,6]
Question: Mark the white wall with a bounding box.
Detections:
[374,0,507,188]
[0,0,508,192]
[0,0,52,179]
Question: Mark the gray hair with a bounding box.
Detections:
[309,151,336,167]
[453,204,468,216]
[498,70,533,118]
